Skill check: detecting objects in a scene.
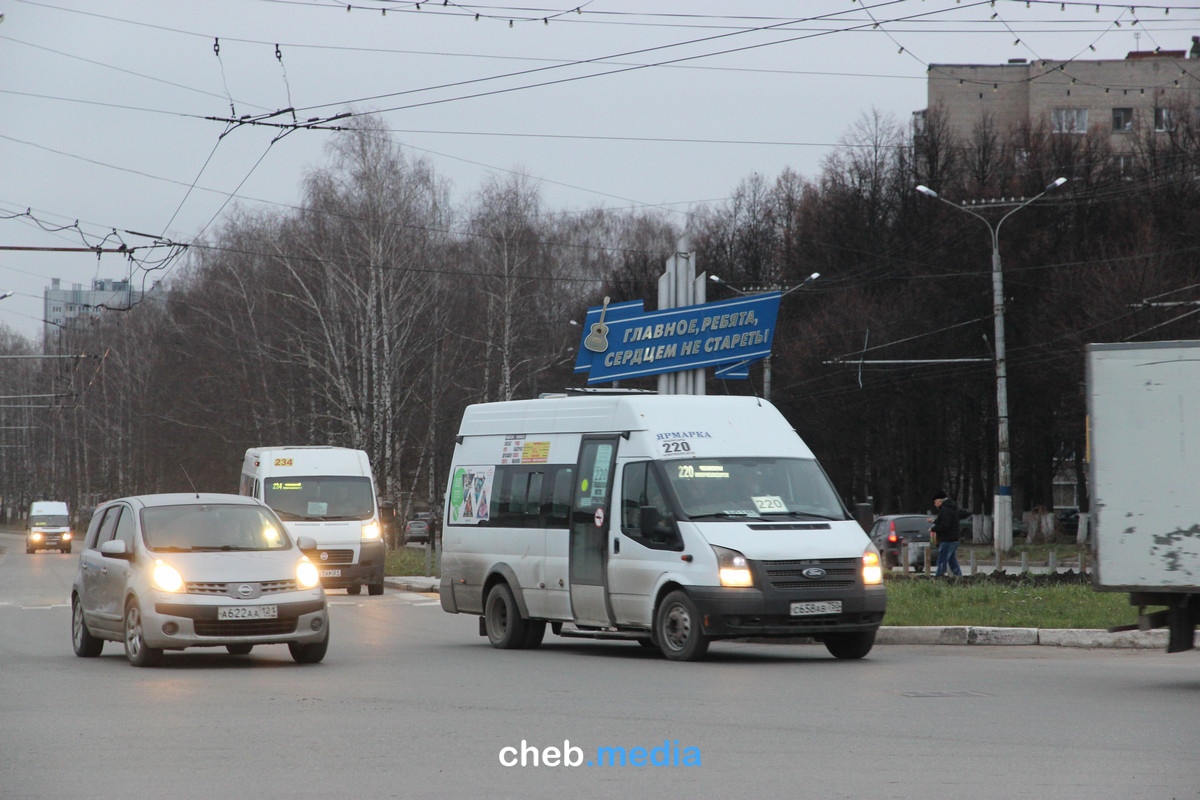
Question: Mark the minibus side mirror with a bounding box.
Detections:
[640,506,676,545]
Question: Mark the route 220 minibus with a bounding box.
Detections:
[439,392,886,661]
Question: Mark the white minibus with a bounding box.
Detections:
[240,446,385,595]
[439,392,886,661]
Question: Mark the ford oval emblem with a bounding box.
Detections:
[320,551,329,561]
[802,567,827,579]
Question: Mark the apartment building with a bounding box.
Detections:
[43,277,143,341]
[916,36,1200,152]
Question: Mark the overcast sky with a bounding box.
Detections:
[1,0,1196,339]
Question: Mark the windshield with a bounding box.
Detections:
[31,515,69,527]
[262,475,374,521]
[142,504,290,551]
[661,457,849,522]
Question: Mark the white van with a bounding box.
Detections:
[439,392,886,661]
[27,500,72,554]
[240,447,385,595]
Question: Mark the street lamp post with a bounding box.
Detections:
[916,177,1067,551]
[709,272,819,401]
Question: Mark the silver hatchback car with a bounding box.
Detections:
[71,493,330,667]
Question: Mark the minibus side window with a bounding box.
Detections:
[545,467,574,528]
[620,461,680,550]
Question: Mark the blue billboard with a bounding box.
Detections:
[574,293,781,384]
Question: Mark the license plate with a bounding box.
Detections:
[217,605,278,621]
[790,600,841,616]
[319,569,342,578]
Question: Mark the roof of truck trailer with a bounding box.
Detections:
[457,395,810,455]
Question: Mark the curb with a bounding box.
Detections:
[877,625,1183,649]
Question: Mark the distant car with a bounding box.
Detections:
[867,514,933,569]
[1056,507,1080,536]
[404,518,430,545]
[70,493,329,667]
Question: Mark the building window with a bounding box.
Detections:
[1154,107,1176,132]
[1112,108,1134,133]
[1051,108,1088,134]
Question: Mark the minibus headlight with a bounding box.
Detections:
[152,560,185,593]
[63,532,72,541]
[862,547,884,586]
[361,521,381,542]
[30,531,43,543]
[713,545,754,588]
[297,557,321,589]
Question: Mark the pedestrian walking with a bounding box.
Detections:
[929,490,963,577]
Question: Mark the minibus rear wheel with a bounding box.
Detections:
[656,590,709,662]
[484,582,529,649]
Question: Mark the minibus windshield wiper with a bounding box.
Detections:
[759,510,842,521]
[687,511,764,521]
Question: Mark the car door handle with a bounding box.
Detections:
[613,538,620,555]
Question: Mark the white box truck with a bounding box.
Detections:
[439,392,886,661]
[1088,341,1200,652]
[240,447,385,596]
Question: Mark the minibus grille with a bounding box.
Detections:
[760,558,858,590]
[302,548,354,564]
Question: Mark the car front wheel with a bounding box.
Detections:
[289,624,329,664]
[124,599,163,667]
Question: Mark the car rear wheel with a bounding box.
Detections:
[367,581,384,596]
[71,595,103,657]
[823,630,876,660]
[288,625,329,664]
[656,590,709,662]
[124,599,163,667]
[484,582,528,649]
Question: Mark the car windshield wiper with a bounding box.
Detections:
[190,545,255,551]
[149,545,193,552]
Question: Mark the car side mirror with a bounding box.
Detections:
[295,536,317,551]
[99,539,132,559]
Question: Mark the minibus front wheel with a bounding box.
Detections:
[656,590,709,662]
[484,582,529,649]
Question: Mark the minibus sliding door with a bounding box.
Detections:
[569,435,618,626]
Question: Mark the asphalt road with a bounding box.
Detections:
[2,531,1198,800]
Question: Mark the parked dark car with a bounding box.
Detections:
[867,514,933,569]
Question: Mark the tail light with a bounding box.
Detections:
[887,520,899,544]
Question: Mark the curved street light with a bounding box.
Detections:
[916,177,1067,551]
[708,272,821,400]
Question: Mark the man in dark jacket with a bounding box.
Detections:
[930,490,963,577]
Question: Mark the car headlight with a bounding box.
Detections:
[361,521,381,541]
[30,532,43,542]
[63,532,72,541]
[862,547,883,586]
[713,545,753,588]
[297,557,320,589]
[152,560,184,592]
